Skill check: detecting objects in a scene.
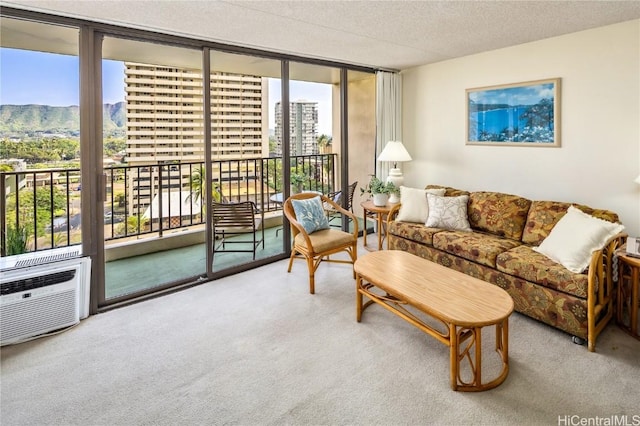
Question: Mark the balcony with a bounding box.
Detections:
[1,154,350,299]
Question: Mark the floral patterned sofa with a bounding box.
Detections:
[387,185,626,352]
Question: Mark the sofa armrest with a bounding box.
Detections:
[586,232,627,351]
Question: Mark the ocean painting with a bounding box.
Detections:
[466,78,560,147]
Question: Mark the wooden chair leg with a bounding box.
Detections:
[307,255,315,294]
[287,250,296,272]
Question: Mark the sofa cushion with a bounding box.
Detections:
[388,221,442,246]
[426,194,472,231]
[468,191,532,240]
[425,185,470,197]
[396,186,446,223]
[432,230,522,268]
[496,245,589,298]
[522,201,621,246]
[534,206,625,273]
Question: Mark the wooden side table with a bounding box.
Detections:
[360,200,395,251]
[616,250,640,340]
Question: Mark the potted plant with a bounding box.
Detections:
[360,175,398,206]
[290,172,307,194]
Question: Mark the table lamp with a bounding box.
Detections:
[377,140,412,203]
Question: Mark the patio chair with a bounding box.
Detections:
[211,201,264,261]
[324,181,358,227]
[283,193,358,294]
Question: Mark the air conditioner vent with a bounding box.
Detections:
[0,270,77,296]
[0,289,78,343]
[14,249,81,268]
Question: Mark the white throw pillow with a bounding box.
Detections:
[396,186,446,223]
[425,193,472,231]
[534,206,625,273]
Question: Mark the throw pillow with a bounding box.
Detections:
[534,205,625,273]
[425,194,472,231]
[291,196,330,234]
[396,186,446,223]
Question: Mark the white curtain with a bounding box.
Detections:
[375,71,402,181]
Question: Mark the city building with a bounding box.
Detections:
[274,100,318,156]
[124,63,270,209]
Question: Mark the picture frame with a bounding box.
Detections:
[466,78,561,147]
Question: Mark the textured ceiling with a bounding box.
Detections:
[4,0,640,70]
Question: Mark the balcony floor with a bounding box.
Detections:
[105,217,366,300]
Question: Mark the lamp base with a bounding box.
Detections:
[387,168,403,204]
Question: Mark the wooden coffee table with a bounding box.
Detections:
[355,250,514,392]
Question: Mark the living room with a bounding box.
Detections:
[402,20,639,239]
[1,2,639,425]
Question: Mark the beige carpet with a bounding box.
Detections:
[2,241,639,426]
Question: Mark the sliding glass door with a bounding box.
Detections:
[1,7,376,311]
[208,51,284,271]
[101,36,206,302]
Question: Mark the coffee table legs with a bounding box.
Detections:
[357,274,510,391]
[449,320,510,391]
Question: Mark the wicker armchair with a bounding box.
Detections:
[283,193,359,294]
[324,181,358,226]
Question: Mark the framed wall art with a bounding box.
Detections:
[466,78,561,147]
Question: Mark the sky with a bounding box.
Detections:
[469,82,555,106]
[1,48,333,135]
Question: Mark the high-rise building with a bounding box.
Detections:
[274,100,318,156]
[125,63,268,162]
[124,63,269,209]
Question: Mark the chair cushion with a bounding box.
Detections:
[291,196,330,234]
[294,229,355,252]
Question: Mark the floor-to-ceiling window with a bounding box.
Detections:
[208,51,285,271]
[0,7,376,311]
[100,36,207,302]
[0,17,80,255]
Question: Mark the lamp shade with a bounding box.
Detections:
[635,174,640,185]
[377,141,412,166]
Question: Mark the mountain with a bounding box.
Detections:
[0,102,126,137]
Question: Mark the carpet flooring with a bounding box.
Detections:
[2,239,639,425]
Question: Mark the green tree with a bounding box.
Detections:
[5,186,68,238]
[189,165,222,205]
[520,98,554,128]
[104,137,126,156]
[5,223,28,255]
[115,215,149,237]
[317,134,332,149]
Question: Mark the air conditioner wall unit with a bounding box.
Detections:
[0,246,91,346]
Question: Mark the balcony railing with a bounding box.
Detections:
[1,154,337,256]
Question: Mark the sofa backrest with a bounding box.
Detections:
[425,185,470,197]
[522,201,621,246]
[467,191,532,240]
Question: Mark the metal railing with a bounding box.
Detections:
[0,154,337,255]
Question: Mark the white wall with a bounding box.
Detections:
[402,20,640,236]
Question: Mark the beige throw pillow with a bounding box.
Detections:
[396,186,446,223]
[425,193,472,231]
[534,206,625,273]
